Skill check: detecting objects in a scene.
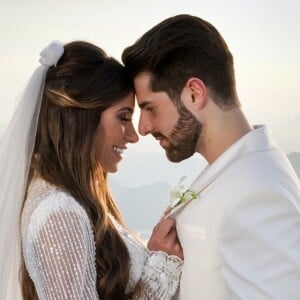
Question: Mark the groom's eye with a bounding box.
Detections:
[146,106,155,113]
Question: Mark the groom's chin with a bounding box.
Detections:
[166,148,193,163]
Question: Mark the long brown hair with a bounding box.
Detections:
[21,41,135,299]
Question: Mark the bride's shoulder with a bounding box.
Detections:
[22,177,88,233]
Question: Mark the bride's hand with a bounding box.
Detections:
[160,206,172,220]
[147,218,184,260]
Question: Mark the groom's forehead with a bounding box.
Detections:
[133,72,153,93]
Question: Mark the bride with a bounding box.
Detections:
[0,41,183,299]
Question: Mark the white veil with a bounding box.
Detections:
[0,41,64,299]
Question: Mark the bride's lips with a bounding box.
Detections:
[112,145,126,156]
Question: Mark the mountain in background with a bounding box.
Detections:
[110,149,207,187]
[109,178,171,238]
[1,120,299,238]
[109,151,207,238]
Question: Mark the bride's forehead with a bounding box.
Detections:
[113,93,135,108]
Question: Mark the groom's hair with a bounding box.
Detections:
[122,14,239,108]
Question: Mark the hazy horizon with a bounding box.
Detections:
[1,0,300,154]
[1,2,299,232]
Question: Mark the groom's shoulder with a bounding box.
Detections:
[225,147,296,186]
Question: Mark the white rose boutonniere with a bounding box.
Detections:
[169,176,198,209]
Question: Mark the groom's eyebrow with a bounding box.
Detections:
[138,101,151,109]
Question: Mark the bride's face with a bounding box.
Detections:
[93,92,139,173]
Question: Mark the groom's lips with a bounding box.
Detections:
[159,138,169,149]
[152,133,169,149]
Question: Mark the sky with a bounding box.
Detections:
[0,0,300,156]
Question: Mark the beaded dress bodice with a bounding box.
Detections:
[21,178,182,299]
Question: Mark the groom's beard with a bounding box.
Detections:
[153,104,201,162]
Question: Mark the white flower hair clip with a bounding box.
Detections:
[169,176,198,209]
[39,40,64,67]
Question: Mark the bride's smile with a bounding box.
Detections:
[93,92,138,173]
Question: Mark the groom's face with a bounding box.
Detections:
[134,72,201,162]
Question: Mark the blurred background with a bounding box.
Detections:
[1,0,299,238]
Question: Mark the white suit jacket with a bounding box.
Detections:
[173,126,300,300]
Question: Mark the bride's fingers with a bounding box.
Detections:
[158,206,172,222]
[148,219,184,259]
[162,206,172,218]
[166,227,177,241]
[151,217,176,237]
[157,218,175,238]
[152,220,163,233]
[153,212,174,234]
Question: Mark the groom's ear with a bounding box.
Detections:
[181,77,207,112]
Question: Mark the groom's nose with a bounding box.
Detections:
[138,113,153,136]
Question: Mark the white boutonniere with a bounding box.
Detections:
[169,176,198,208]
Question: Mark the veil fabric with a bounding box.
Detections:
[0,42,64,299]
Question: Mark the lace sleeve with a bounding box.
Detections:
[23,194,99,300]
[137,251,183,299]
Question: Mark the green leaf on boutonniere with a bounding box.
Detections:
[170,177,198,208]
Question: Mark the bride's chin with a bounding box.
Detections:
[105,164,119,174]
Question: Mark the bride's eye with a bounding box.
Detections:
[119,113,132,123]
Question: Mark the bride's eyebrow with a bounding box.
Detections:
[116,107,134,113]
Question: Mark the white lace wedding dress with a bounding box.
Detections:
[21,178,182,299]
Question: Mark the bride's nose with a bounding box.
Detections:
[125,124,139,143]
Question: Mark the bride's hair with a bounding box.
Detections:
[20,41,138,300]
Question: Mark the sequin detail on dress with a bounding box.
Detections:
[22,178,183,299]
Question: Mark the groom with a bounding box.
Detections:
[122,14,300,299]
